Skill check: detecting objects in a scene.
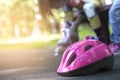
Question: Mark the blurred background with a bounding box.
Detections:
[0,0,96,69]
[0,0,95,49]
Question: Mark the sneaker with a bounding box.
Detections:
[109,43,120,55]
[54,45,68,57]
[54,26,79,56]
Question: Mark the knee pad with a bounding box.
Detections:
[89,15,101,29]
[83,3,96,19]
[83,3,101,29]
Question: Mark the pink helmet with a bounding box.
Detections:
[57,40,114,76]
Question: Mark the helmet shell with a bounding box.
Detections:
[57,40,112,73]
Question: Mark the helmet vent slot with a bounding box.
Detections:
[68,54,76,66]
[84,45,93,51]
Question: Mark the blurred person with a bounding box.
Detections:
[54,0,111,56]
[109,0,120,54]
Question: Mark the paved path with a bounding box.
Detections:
[0,47,120,80]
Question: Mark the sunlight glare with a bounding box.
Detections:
[105,0,113,5]
[5,0,10,6]
[34,0,38,4]
[34,6,39,12]
[35,14,42,20]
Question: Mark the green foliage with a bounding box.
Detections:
[0,0,35,38]
[51,9,65,24]
[0,23,96,51]
[0,39,58,51]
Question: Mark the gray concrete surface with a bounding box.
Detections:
[0,47,120,80]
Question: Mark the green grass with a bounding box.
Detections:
[0,23,96,51]
[78,23,96,40]
[0,40,57,51]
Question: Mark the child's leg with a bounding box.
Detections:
[109,0,120,44]
[108,0,120,53]
[54,8,87,56]
[83,3,104,42]
[98,8,111,45]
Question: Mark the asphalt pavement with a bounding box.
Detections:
[0,47,120,80]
